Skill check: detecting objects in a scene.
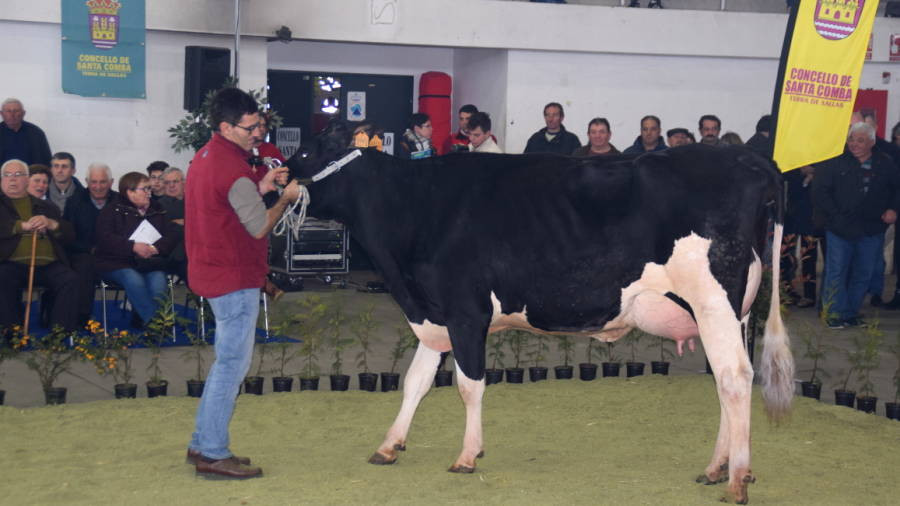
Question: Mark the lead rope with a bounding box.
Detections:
[272,184,310,239]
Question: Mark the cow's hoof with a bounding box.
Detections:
[448,464,475,474]
[696,474,728,485]
[394,443,406,452]
[368,452,397,465]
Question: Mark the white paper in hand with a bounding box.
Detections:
[129,219,162,244]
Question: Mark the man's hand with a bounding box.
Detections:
[258,166,288,195]
[281,179,301,203]
[133,242,157,259]
[21,215,58,233]
[882,209,897,225]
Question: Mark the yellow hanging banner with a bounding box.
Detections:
[771,0,878,172]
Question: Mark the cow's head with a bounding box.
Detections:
[286,119,354,182]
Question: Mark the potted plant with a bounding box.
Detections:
[142,295,176,397]
[886,334,900,420]
[87,320,139,399]
[601,341,621,378]
[650,335,675,375]
[12,325,92,405]
[326,300,352,391]
[382,326,416,392]
[554,334,574,379]
[244,333,267,395]
[180,313,210,398]
[352,304,379,392]
[294,296,328,391]
[504,330,528,384]
[850,324,882,414]
[527,333,549,382]
[833,364,856,408]
[485,332,505,385]
[435,351,454,387]
[579,338,600,381]
[797,321,831,400]
[269,338,297,392]
[624,330,647,377]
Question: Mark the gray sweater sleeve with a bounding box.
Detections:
[227,177,267,237]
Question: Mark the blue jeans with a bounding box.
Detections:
[822,231,883,321]
[101,268,167,323]
[189,288,259,460]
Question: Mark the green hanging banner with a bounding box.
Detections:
[61,0,146,98]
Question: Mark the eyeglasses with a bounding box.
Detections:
[132,186,152,193]
[232,122,261,133]
[1,171,27,178]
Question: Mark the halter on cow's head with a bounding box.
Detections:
[286,119,382,184]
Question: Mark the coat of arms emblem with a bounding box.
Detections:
[813,0,864,40]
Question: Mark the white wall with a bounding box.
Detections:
[0,20,267,180]
[453,49,509,148]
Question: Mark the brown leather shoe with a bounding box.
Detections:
[195,456,262,480]
[186,448,251,466]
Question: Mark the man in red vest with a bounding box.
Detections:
[184,87,300,480]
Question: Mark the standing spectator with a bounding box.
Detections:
[249,114,286,186]
[720,132,744,146]
[467,112,502,153]
[0,159,78,332]
[745,114,772,154]
[666,128,692,148]
[145,161,168,200]
[572,118,619,157]
[0,98,51,166]
[47,152,85,214]
[813,122,900,328]
[94,171,177,327]
[443,104,478,154]
[781,165,818,308]
[623,115,666,154]
[892,121,900,147]
[27,164,51,201]
[398,113,435,159]
[523,102,581,154]
[64,162,118,326]
[698,114,722,145]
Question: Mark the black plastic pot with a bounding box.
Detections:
[485,368,504,385]
[187,380,205,398]
[381,372,400,392]
[800,381,821,400]
[0,389,4,405]
[146,380,168,398]
[299,377,320,391]
[358,372,378,392]
[886,402,900,420]
[855,396,877,414]
[44,387,67,405]
[554,365,574,379]
[244,376,264,395]
[505,367,525,384]
[602,362,621,378]
[272,376,293,392]
[834,389,855,407]
[650,361,670,375]
[529,366,548,382]
[578,363,597,381]
[114,383,137,399]
[330,374,350,391]
[435,369,453,387]
[626,362,645,378]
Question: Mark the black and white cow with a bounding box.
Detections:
[287,124,794,504]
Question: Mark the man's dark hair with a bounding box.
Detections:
[467,112,492,133]
[698,114,721,131]
[588,117,611,132]
[755,115,772,134]
[640,115,661,128]
[146,160,169,175]
[51,152,76,168]
[543,102,564,118]
[666,127,690,138]
[892,120,900,140]
[118,171,149,195]
[208,87,259,132]
[458,104,478,115]
[409,113,430,129]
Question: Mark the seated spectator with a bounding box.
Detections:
[64,162,119,326]
[698,114,722,145]
[145,160,168,200]
[623,115,666,154]
[95,171,177,327]
[443,104,478,154]
[0,159,79,332]
[573,117,619,157]
[524,102,581,154]
[159,166,187,280]
[27,164,51,200]
[48,152,85,214]
[0,98,52,166]
[666,128,692,148]
[720,132,744,145]
[398,113,435,159]
[467,112,502,153]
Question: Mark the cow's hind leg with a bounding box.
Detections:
[448,360,486,473]
[368,342,441,465]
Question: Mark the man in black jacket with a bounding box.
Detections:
[813,122,900,328]
[0,98,51,166]
[523,102,581,155]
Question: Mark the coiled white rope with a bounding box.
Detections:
[272,184,310,239]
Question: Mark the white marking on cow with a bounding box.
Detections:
[407,319,451,352]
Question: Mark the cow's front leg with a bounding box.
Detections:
[369,342,440,465]
[448,360,485,473]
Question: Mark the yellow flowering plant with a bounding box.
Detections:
[85,320,139,386]
[10,325,95,391]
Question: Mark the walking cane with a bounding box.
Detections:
[22,231,39,336]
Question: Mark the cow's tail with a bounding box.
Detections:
[759,174,794,423]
